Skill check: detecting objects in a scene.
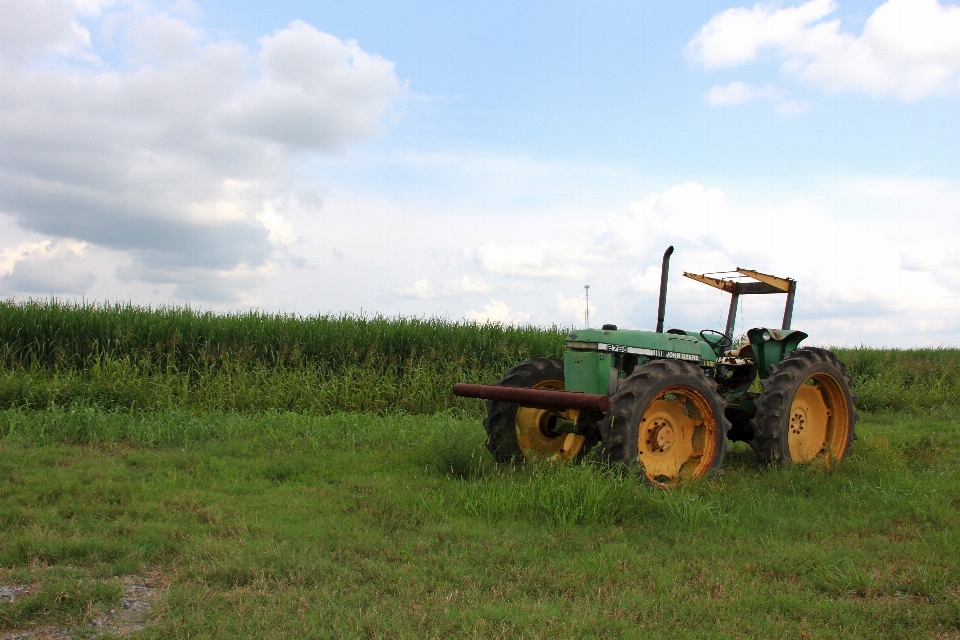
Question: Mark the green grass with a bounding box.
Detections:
[2,300,958,636]
[0,355,493,416]
[2,300,958,415]
[0,300,565,371]
[1,409,959,638]
[835,346,960,411]
[0,299,567,416]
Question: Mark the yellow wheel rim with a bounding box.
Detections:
[515,379,586,461]
[788,373,850,464]
[636,386,718,488]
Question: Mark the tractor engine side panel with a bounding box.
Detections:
[563,350,612,396]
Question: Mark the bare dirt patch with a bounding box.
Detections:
[0,572,167,639]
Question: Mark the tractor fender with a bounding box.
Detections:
[747,328,808,379]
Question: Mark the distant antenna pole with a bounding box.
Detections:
[584,285,590,329]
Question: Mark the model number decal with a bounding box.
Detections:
[598,343,634,354]
[600,343,630,353]
[598,343,700,363]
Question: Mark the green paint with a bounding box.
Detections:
[563,350,610,396]
[563,328,716,396]
[747,328,809,378]
[567,328,712,361]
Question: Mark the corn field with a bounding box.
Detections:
[0,299,956,414]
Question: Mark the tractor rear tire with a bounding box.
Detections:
[483,358,590,463]
[598,360,728,488]
[749,347,859,466]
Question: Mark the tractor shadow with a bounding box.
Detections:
[722,440,763,473]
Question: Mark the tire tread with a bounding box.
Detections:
[598,359,730,485]
[749,347,859,465]
[484,357,567,462]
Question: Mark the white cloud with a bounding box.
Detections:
[595,181,731,261]
[413,176,959,345]
[392,274,491,300]
[20,161,944,345]
[0,5,403,301]
[841,177,960,299]
[456,182,753,325]
[0,0,112,62]
[707,81,811,114]
[465,299,533,325]
[217,20,403,152]
[256,203,296,247]
[688,0,960,100]
[444,275,491,297]
[901,252,960,273]
[555,291,595,329]
[476,242,597,279]
[624,264,668,297]
[395,278,436,300]
[0,240,95,295]
[134,11,201,62]
[688,0,837,68]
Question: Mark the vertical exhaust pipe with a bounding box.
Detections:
[656,246,674,333]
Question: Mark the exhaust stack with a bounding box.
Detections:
[656,246,674,333]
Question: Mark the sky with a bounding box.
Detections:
[1,0,959,347]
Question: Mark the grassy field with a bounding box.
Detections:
[1,301,958,637]
[1,408,959,638]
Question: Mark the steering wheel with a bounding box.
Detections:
[700,329,732,351]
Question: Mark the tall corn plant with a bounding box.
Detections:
[0,300,569,415]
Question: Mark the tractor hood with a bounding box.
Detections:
[565,328,716,365]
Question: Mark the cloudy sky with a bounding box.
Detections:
[1,0,958,346]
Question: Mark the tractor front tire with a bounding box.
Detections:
[483,358,590,463]
[598,360,729,488]
[749,347,859,466]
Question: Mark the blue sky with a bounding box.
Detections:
[200,1,958,177]
[1,0,959,346]
[185,1,955,188]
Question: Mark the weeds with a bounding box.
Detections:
[812,558,881,597]
[834,346,960,411]
[452,462,659,527]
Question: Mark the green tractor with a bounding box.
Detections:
[453,247,858,487]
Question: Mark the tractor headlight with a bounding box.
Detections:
[761,330,772,341]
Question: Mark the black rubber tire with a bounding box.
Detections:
[597,359,729,487]
[749,347,859,466]
[483,357,592,463]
